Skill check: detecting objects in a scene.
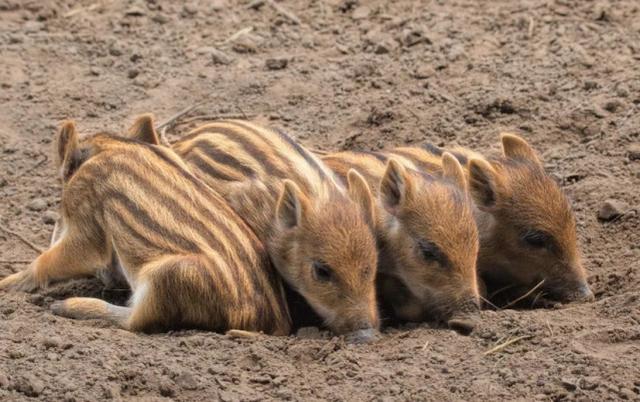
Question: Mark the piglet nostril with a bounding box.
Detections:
[345,328,378,344]
[579,283,595,302]
[447,318,476,336]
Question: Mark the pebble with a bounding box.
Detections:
[175,372,199,390]
[159,381,176,397]
[627,144,640,161]
[232,36,258,53]
[296,326,321,339]
[152,14,170,24]
[124,5,145,16]
[561,377,578,391]
[0,176,7,187]
[89,66,101,76]
[413,65,435,79]
[42,336,61,349]
[0,371,8,388]
[23,21,44,33]
[597,199,627,221]
[401,28,429,47]
[27,198,47,211]
[128,69,139,79]
[210,49,233,65]
[352,6,371,20]
[14,375,44,397]
[265,57,288,70]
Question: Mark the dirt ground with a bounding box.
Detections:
[1,0,639,400]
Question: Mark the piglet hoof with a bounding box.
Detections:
[345,328,378,344]
[447,318,476,336]
[0,269,39,293]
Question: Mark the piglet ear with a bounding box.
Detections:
[380,159,413,216]
[501,133,541,166]
[468,158,500,211]
[441,152,468,192]
[128,114,160,145]
[56,121,78,166]
[347,169,376,229]
[276,180,309,229]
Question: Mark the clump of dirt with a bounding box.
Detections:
[1,0,639,400]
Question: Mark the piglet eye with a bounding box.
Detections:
[522,230,550,248]
[312,261,332,282]
[418,240,448,268]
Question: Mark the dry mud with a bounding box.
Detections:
[1,0,639,401]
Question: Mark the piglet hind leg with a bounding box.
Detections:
[0,230,106,293]
[51,297,132,328]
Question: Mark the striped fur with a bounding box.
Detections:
[172,120,379,336]
[389,134,593,304]
[0,116,291,335]
[322,151,480,325]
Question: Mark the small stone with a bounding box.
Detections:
[603,99,622,112]
[232,36,257,53]
[597,199,627,221]
[210,49,233,65]
[296,326,321,339]
[89,67,101,76]
[14,375,44,397]
[42,210,59,225]
[176,372,198,390]
[0,371,9,388]
[159,381,176,397]
[619,387,636,400]
[265,57,288,70]
[128,69,139,79]
[152,14,169,24]
[413,65,435,79]
[27,198,47,211]
[23,21,44,33]
[42,336,61,349]
[401,28,429,47]
[195,47,233,65]
[581,376,600,390]
[0,177,7,187]
[124,5,145,16]
[561,377,577,391]
[109,42,123,56]
[183,3,198,15]
[627,144,640,161]
[352,6,371,20]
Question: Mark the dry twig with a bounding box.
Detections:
[502,279,546,309]
[483,335,533,356]
[0,224,44,254]
[15,155,48,179]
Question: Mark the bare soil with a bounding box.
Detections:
[1,0,640,401]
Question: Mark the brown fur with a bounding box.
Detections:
[390,134,593,303]
[0,117,291,335]
[322,151,480,324]
[172,121,379,335]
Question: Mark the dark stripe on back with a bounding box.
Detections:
[218,121,314,191]
[187,152,239,182]
[362,150,388,163]
[421,143,444,156]
[272,127,328,180]
[451,151,468,166]
[190,139,256,178]
[146,145,262,251]
[183,125,289,180]
[106,190,201,254]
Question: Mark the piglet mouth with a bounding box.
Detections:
[544,282,595,304]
